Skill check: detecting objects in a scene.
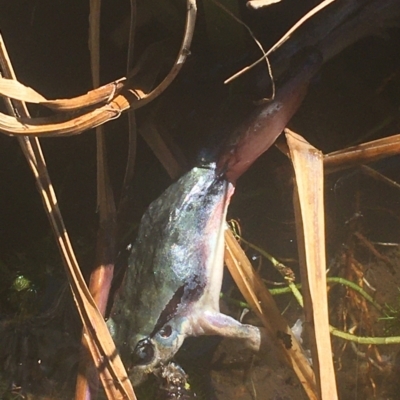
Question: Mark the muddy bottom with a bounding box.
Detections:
[210,338,307,400]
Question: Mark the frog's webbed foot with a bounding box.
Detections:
[191,310,271,353]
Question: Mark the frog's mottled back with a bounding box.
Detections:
[109,163,234,384]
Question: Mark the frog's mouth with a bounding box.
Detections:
[129,315,190,385]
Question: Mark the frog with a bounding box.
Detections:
[108,163,266,385]
[107,50,323,386]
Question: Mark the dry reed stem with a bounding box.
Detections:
[277,132,400,175]
[0,34,136,400]
[75,0,119,398]
[286,130,337,400]
[324,133,400,173]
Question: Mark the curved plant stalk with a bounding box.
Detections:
[0,0,197,137]
[0,76,126,111]
[229,224,385,315]
[233,233,304,306]
[235,234,386,314]
[271,280,400,345]
[225,274,400,345]
[269,277,383,312]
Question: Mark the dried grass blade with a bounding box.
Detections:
[0,34,136,400]
[24,146,135,400]
[286,129,337,400]
[224,229,318,400]
[0,76,47,102]
[0,95,130,136]
[324,133,400,173]
[0,76,125,111]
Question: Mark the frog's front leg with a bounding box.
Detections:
[188,310,271,353]
[128,310,271,385]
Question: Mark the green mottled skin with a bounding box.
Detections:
[109,164,242,384]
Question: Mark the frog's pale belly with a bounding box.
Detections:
[108,164,263,385]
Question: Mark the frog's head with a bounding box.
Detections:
[128,316,189,386]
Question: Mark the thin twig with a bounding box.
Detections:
[354,231,395,274]
[128,0,197,106]
[360,165,400,191]
[211,0,274,99]
[119,0,138,212]
[225,0,336,84]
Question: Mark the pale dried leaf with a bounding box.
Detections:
[0,77,47,103]
[286,129,337,400]
[0,76,126,111]
[247,0,282,10]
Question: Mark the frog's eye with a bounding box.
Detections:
[132,338,154,365]
[159,324,172,338]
